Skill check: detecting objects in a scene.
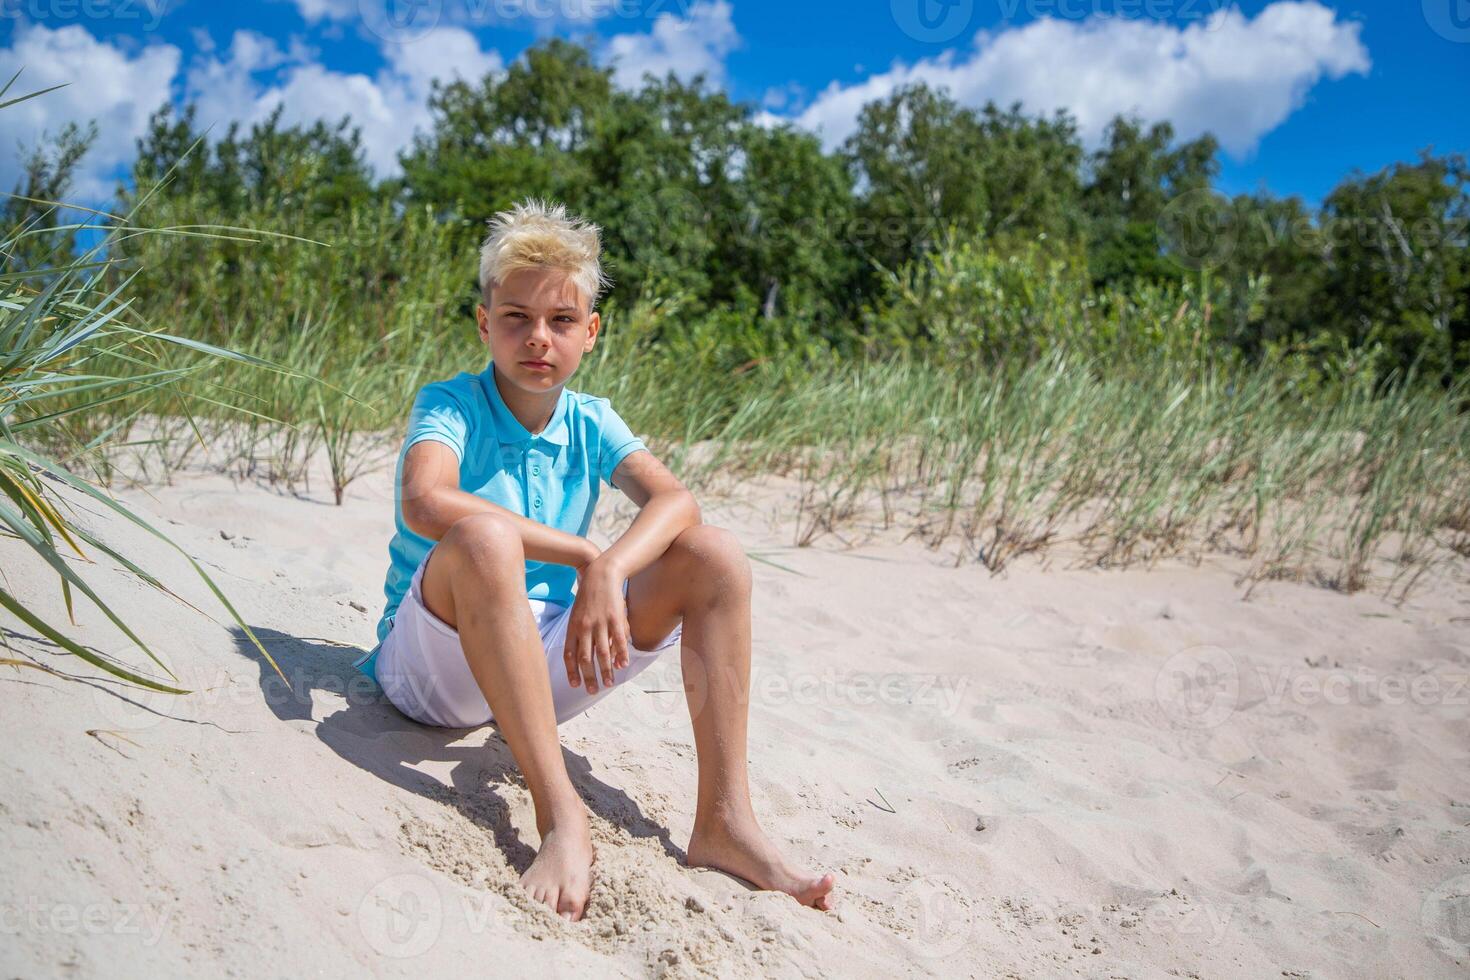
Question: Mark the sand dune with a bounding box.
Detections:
[3,451,1468,977]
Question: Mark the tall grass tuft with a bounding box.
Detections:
[0,76,311,690]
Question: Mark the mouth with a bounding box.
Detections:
[519,359,553,371]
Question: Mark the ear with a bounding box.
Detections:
[584,310,600,351]
[476,303,490,344]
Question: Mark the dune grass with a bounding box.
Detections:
[0,75,325,690]
[66,276,1470,606]
[581,342,1469,602]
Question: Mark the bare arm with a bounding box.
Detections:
[589,448,701,581]
[561,446,700,692]
[400,440,597,569]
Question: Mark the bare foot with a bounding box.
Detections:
[686,816,836,910]
[521,815,596,921]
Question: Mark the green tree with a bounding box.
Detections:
[1315,151,1469,380]
[400,38,613,225]
[843,83,1083,300]
[127,102,376,216]
[2,121,98,270]
[1083,116,1218,288]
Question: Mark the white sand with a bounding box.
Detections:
[2,447,1468,978]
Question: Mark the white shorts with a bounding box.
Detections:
[376,545,683,729]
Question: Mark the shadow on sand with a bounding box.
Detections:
[227,624,687,876]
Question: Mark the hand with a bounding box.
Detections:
[563,556,629,695]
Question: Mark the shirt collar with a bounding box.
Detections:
[478,358,570,446]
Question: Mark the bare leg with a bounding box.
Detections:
[419,514,594,921]
[625,524,836,910]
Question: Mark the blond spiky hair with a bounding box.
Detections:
[478,198,610,311]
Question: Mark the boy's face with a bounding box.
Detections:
[476,266,600,393]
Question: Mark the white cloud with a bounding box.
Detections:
[384,24,502,94]
[0,20,503,200]
[774,1,1369,158]
[185,27,502,176]
[289,0,613,36]
[602,0,740,90]
[0,23,179,200]
[290,0,357,21]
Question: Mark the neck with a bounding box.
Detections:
[490,361,560,435]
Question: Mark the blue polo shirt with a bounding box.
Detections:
[353,357,648,684]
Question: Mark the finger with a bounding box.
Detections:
[595,622,614,688]
[612,615,631,671]
[563,622,581,687]
[577,627,598,694]
[611,592,631,670]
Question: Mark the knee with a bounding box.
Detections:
[438,513,523,571]
[670,524,750,593]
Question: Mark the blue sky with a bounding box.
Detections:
[0,0,1465,205]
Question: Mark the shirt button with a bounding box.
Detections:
[533,496,543,508]
[532,466,541,475]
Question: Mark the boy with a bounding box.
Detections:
[353,199,836,921]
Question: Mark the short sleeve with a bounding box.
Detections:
[596,399,647,489]
[403,382,470,464]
